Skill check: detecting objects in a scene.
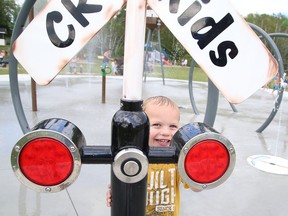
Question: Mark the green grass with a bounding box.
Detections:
[62,61,209,82]
[59,58,209,82]
[149,65,208,82]
[0,64,27,75]
[0,60,279,88]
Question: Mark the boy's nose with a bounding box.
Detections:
[160,127,172,136]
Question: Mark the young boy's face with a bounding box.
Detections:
[145,104,179,147]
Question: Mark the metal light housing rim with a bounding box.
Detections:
[11,129,82,193]
[177,132,236,191]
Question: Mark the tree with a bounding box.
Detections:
[245,13,288,70]
[160,26,188,64]
[88,8,126,58]
[0,0,21,43]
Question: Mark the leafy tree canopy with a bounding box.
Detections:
[0,0,21,41]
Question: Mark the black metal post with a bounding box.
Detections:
[110,99,149,216]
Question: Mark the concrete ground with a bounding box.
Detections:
[1,74,288,216]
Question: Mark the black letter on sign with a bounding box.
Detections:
[191,13,234,49]
[209,41,238,67]
[62,0,102,27]
[46,11,75,48]
[169,0,180,13]
[178,1,202,26]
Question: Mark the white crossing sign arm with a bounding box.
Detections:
[148,0,278,103]
[14,0,278,104]
[13,0,126,85]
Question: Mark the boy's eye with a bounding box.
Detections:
[170,125,178,129]
[151,123,161,128]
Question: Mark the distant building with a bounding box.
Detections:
[0,28,7,46]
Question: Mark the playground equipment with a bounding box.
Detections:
[254,31,287,133]
[188,24,286,131]
[144,8,165,84]
[247,32,288,175]
[101,65,112,103]
[8,0,281,215]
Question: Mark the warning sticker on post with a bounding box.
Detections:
[13,0,125,85]
[148,0,278,104]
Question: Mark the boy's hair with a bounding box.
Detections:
[143,96,180,119]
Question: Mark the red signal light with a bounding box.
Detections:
[184,140,229,184]
[19,138,73,186]
[172,122,236,191]
[11,118,85,192]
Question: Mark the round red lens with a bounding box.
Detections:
[184,140,229,184]
[19,138,73,186]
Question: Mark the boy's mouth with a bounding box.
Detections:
[155,139,170,146]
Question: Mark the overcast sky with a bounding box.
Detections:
[230,0,288,16]
[15,0,288,16]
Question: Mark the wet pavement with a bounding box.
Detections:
[1,74,288,216]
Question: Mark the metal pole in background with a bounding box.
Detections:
[188,59,200,115]
[102,73,106,104]
[9,0,37,133]
[157,18,165,85]
[248,23,285,133]
[144,28,153,82]
[204,79,219,127]
[29,6,37,111]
